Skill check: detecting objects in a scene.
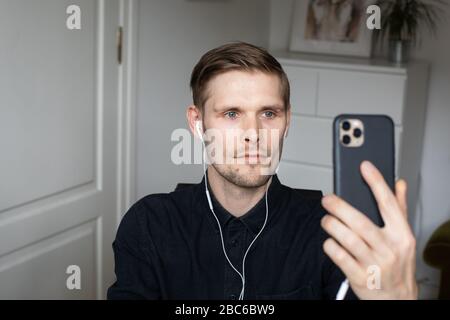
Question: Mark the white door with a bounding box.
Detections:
[0,0,121,299]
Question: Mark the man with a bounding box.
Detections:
[107,42,417,300]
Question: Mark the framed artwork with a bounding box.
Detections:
[289,0,374,57]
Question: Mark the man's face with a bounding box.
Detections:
[201,70,290,188]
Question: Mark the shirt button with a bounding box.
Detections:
[231,239,238,247]
[229,294,237,300]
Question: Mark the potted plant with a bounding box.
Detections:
[374,0,447,63]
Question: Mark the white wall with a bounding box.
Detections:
[268,0,450,298]
[136,0,270,197]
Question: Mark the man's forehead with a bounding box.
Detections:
[203,70,283,110]
[208,69,280,88]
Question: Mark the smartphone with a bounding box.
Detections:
[333,114,395,228]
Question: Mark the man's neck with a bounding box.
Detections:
[207,167,272,218]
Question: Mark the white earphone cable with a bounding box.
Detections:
[198,122,269,300]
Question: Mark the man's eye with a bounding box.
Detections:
[263,111,275,118]
[225,111,238,119]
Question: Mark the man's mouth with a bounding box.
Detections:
[233,153,270,164]
[244,153,260,158]
[236,153,263,158]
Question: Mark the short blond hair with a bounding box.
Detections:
[190,42,290,112]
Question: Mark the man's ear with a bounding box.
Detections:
[186,105,202,138]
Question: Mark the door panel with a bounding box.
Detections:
[0,0,120,299]
[0,220,97,299]
[0,0,96,211]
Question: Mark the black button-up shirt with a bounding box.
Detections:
[107,173,356,300]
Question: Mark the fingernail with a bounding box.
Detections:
[362,160,374,172]
[322,194,332,204]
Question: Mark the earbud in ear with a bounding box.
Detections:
[195,121,204,141]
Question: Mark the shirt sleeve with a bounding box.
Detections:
[107,200,161,299]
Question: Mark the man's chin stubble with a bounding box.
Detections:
[213,164,271,188]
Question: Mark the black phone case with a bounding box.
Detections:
[333,114,395,227]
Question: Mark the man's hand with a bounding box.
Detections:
[320,160,418,299]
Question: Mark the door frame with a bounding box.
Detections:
[117,0,138,227]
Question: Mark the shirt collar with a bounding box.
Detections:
[196,170,286,236]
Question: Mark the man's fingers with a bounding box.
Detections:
[323,238,366,285]
[395,179,408,218]
[321,194,389,255]
[321,215,374,266]
[360,161,402,226]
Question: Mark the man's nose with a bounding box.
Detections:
[243,117,260,143]
[244,134,258,143]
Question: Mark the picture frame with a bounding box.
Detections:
[289,0,374,57]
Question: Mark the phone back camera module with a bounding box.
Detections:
[339,119,364,147]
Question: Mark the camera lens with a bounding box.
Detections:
[342,135,351,145]
[342,121,351,131]
[353,128,362,138]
